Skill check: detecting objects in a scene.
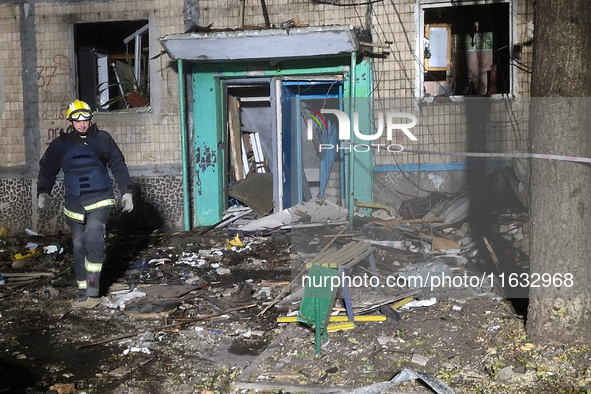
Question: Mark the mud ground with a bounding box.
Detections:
[1,223,591,394]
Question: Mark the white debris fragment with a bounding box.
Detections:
[216,267,231,275]
[411,353,429,366]
[199,249,223,257]
[122,347,151,356]
[175,252,208,267]
[25,228,44,237]
[400,297,437,309]
[102,290,147,309]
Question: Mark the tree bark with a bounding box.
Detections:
[527,0,591,342]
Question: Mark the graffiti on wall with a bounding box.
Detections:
[38,54,71,138]
[41,108,67,121]
[46,128,64,141]
[37,54,70,89]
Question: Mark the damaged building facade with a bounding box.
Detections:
[0,0,533,233]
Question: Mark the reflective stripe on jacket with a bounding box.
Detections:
[63,198,116,223]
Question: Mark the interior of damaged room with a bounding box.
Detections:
[2,0,591,393]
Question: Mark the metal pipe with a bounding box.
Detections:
[178,59,192,230]
[348,52,357,225]
[339,84,345,205]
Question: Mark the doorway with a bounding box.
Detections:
[223,78,344,215]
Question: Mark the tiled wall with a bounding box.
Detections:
[371,97,530,167]
[0,176,183,235]
[0,0,534,231]
[0,0,536,168]
[199,0,534,169]
[0,1,188,167]
[0,0,187,233]
[33,1,185,168]
[0,179,32,233]
[0,5,26,166]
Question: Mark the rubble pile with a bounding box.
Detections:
[3,167,590,394]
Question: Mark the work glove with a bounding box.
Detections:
[121,193,134,213]
[38,193,50,209]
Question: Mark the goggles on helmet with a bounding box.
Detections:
[66,100,93,121]
[68,109,92,121]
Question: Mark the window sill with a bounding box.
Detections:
[94,106,151,116]
[419,93,512,104]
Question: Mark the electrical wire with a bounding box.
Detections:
[311,0,384,6]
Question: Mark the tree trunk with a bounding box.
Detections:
[527,0,591,342]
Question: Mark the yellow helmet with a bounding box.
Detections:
[66,100,92,121]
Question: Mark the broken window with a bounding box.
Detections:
[421,3,510,97]
[74,20,150,112]
[222,79,344,213]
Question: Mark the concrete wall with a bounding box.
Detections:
[0,0,535,233]
[0,0,186,233]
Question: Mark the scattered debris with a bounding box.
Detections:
[232,196,348,233]
[102,289,147,309]
[24,228,44,237]
[0,165,567,393]
[401,297,437,309]
[123,298,179,318]
[497,366,514,381]
[48,383,76,394]
[411,353,430,367]
[390,368,456,394]
[108,354,156,378]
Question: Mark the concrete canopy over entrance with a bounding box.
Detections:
[159,26,360,62]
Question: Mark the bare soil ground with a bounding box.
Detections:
[1,225,591,394]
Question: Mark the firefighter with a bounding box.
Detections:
[37,100,134,306]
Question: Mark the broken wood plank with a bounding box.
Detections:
[3,279,37,286]
[258,280,290,286]
[75,304,256,349]
[228,95,245,181]
[0,272,55,277]
[431,236,462,251]
[482,236,501,273]
[108,354,155,377]
[307,241,371,268]
[139,284,199,299]
[232,381,346,393]
[4,277,44,283]
[482,236,506,298]
[373,222,435,242]
[257,226,348,317]
[353,290,420,315]
[382,217,445,224]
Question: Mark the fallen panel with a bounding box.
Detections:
[232,196,348,233]
[229,173,274,216]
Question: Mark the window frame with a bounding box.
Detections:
[72,19,151,113]
[415,0,517,98]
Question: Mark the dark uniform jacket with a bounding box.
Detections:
[38,123,133,222]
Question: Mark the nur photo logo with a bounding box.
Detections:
[305,108,418,152]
